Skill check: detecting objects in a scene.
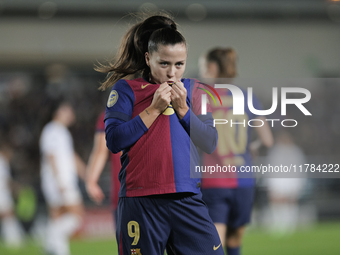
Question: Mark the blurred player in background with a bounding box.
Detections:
[97,14,224,254]
[86,111,121,223]
[265,130,307,235]
[40,99,85,255]
[200,47,274,255]
[0,141,24,248]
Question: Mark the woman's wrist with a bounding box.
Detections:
[139,106,161,129]
[145,106,161,117]
[176,105,189,120]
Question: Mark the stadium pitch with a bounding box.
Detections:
[1,222,339,255]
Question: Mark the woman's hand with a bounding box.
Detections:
[140,82,172,128]
[149,82,172,115]
[86,180,105,205]
[171,80,189,119]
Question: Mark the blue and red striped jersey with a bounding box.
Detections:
[105,78,217,197]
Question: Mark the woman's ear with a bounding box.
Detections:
[145,52,150,67]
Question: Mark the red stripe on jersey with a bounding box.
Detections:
[125,115,176,196]
[110,152,121,210]
[125,79,176,196]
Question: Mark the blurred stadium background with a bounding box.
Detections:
[0,0,340,254]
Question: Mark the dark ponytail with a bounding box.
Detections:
[206,48,237,79]
[96,14,186,90]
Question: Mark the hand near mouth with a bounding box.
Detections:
[170,80,189,119]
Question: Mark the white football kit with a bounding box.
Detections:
[0,153,14,213]
[40,121,82,207]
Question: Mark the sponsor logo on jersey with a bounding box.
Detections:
[213,243,222,251]
[141,83,151,89]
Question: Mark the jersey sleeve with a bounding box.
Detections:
[180,79,217,154]
[104,80,148,154]
[191,79,213,116]
[105,79,135,122]
[105,116,148,153]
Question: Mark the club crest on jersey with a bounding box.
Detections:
[162,104,175,115]
[131,248,142,255]
[107,90,119,107]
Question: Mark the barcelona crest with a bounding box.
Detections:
[131,248,142,255]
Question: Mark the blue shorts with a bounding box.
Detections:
[116,192,224,255]
[201,187,255,229]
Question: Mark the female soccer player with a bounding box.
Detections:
[199,47,274,255]
[40,100,85,255]
[0,142,23,248]
[97,14,224,254]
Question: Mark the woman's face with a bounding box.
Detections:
[198,56,219,79]
[145,43,187,84]
[57,103,75,127]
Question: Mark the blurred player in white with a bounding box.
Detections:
[265,130,307,235]
[40,99,85,255]
[0,142,24,248]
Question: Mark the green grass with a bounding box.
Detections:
[0,238,118,255]
[242,222,340,255]
[70,239,117,255]
[1,222,340,255]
